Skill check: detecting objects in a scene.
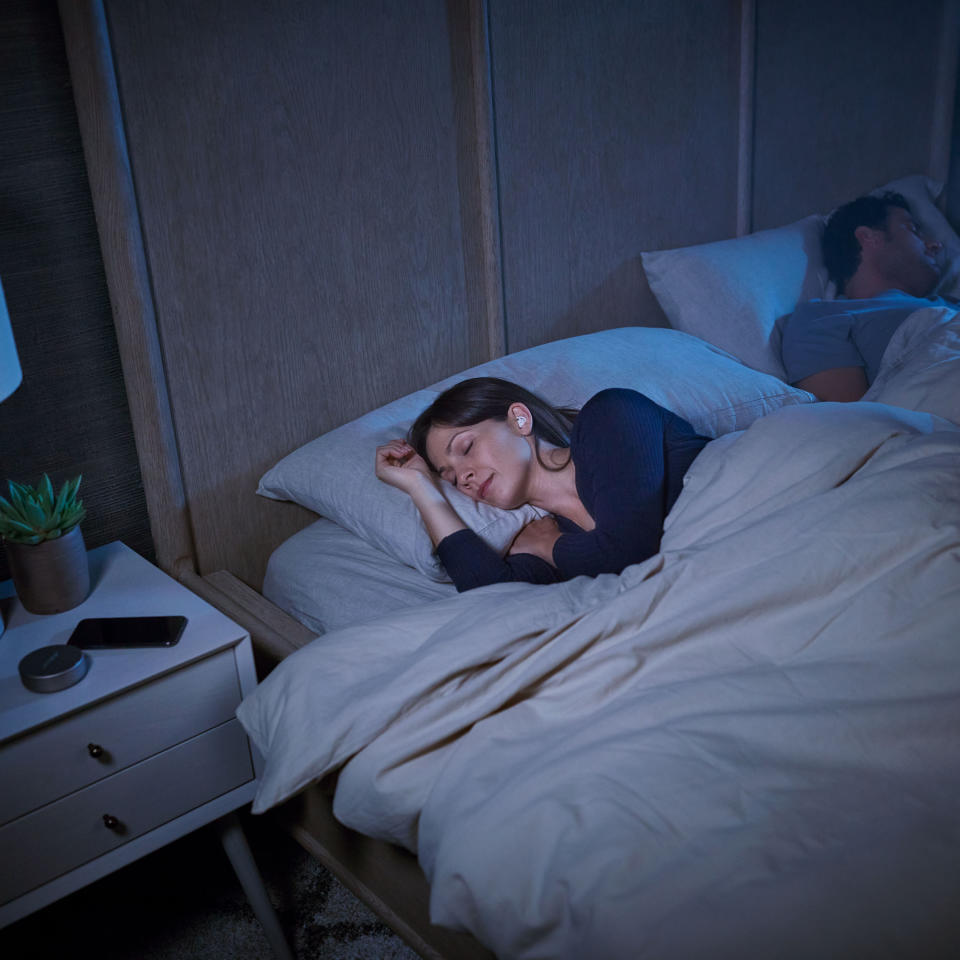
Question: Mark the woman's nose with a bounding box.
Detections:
[926,236,943,253]
[459,466,474,487]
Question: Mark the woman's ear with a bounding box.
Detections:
[509,402,533,435]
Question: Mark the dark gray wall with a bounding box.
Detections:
[0,0,152,581]
[490,0,741,352]
[752,0,944,228]
[100,0,486,581]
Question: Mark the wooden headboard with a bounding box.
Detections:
[59,0,960,589]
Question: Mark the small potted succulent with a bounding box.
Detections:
[0,474,90,614]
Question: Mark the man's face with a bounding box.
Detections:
[871,206,942,297]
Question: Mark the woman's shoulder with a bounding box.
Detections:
[572,389,664,448]
[579,387,660,420]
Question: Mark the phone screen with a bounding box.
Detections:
[67,616,187,649]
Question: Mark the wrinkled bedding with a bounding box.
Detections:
[864,304,960,423]
[239,379,960,957]
[263,518,456,634]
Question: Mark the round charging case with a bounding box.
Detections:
[19,644,89,693]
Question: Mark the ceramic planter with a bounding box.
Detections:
[4,525,90,615]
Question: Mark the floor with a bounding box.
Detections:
[0,809,420,960]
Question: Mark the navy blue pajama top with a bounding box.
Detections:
[436,388,709,592]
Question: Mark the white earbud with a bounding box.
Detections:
[516,416,528,429]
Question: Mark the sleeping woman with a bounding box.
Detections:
[375,378,708,592]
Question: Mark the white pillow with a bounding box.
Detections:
[642,215,826,380]
[641,174,960,380]
[258,327,814,581]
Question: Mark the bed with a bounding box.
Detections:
[254,173,960,634]
[234,198,960,959]
[245,396,960,960]
[57,2,960,956]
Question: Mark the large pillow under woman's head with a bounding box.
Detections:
[257,326,814,583]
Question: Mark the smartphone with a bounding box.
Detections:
[67,615,187,649]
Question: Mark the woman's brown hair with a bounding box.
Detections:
[407,377,578,472]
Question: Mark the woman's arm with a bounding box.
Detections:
[375,440,465,546]
[509,516,562,562]
[376,440,558,591]
[438,527,560,592]
[376,440,558,593]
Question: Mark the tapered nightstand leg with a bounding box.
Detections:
[217,811,295,960]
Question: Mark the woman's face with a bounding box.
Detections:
[425,414,534,508]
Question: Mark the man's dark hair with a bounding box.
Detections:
[821,191,911,293]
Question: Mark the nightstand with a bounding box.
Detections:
[0,541,292,960]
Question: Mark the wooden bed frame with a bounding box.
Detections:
[58,1,959,957]
[190,570,494,960]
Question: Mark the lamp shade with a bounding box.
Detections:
[0,277,22,403]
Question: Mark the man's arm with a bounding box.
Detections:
[782,302,867,401]
[795,366,868,402]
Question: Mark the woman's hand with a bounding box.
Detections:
[508,516,561,565]
[376,439,466,547]
[375,440,436,495]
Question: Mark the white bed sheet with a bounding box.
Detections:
[864,304,960,424]
[263,518,455,634]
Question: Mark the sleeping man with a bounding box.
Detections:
[781,191,952,401]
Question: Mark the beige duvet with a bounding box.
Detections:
[240,307,960,959]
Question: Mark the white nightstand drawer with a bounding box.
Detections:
[0,718,253,906]
[0,649,241,826]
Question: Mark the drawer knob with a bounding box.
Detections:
[102,814,121,831]
[87,743,105,758]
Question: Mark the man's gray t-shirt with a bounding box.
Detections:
[781,289,951,385]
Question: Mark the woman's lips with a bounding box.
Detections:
[479,476,492,500]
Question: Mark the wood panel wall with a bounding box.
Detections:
[752,0,946,228]
[58,0,960,588]
[490,0,742,352]
[0,0,152,583]
[94,0,492,583]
